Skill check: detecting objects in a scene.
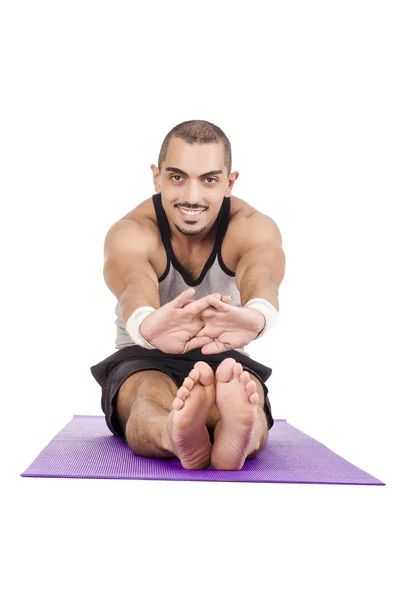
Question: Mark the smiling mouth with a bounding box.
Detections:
[177,207,207,219]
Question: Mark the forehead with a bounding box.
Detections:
[165,137,225,172]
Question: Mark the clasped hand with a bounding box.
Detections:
[185,293,265,355]
[139,288,265,355]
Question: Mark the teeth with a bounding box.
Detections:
[179,208,204,215]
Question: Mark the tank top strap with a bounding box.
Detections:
[152,192,173,256]
[213,195,231,252]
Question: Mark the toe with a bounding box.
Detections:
[245,380,257,394]
[187,368,200,384]
[249,392,259,405]
[182,376,194,391]
[176,386,189,400]
[194,361,215,386]
[215,357,236,382]
[232,363,243,379]
[239,371,251,385]
[173,397,184,410]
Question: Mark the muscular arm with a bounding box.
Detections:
[103,220,160,326]
[195,213,286,353]
[235,213,286,309]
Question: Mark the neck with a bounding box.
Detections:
[172,223,217,252]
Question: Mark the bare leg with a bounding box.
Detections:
[119,373,179,459]
[117,365,217,470]
[115,360,269,471]
[126,396,176,459]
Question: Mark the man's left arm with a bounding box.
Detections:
[194,213,286,353]
[235,213,286,332]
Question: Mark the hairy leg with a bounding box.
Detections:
[116,370,179,458]
[116,365,216,470]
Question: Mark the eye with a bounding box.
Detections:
[170,174,217,183]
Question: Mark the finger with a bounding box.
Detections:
[173,287,196,308]
[202,295,230,312]
[201,337,234,354]
[183,293,220,309]
[200,341,224,355]
[187,335,215,351]
[197,306,217,319]
[198,296,231,316]
[187,294,222,316]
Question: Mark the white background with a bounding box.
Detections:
[1,1,396,598]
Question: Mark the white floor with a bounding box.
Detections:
[6,412,396,600]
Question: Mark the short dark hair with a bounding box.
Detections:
[158,119,232,175]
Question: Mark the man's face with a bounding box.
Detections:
[152,137,237,239]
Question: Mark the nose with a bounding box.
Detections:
[179,182,206,209]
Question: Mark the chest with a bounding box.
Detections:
[171,231,238,282]
[149,206,251,282]
[175,252,210,281]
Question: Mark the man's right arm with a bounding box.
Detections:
[103,220,160,327]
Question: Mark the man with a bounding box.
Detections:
[90,119,286,471]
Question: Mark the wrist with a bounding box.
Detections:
[243,298,279,340]
[126,306,157,349]
[139,319,157,349]
[245,307,266,339]
[254,313,266,339]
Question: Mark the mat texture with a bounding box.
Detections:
[20,415,385,485]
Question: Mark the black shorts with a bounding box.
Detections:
[90,345,274,442]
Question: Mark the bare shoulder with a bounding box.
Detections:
[229,194,279,230]
[228,195,283,259]
[110,193,282,265]
[109,196,162,260]
[117,196,154,223]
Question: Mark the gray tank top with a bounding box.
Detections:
[113,192,251,357]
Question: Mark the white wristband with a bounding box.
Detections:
[243,298,279,339]
[126,306,157,349]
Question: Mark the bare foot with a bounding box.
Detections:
[164,361,216,470]
[211,357,262,470]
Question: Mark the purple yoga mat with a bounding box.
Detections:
[20,415,385,485]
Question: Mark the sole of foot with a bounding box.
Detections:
[210,357,261,470]
[164,361,216,470]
